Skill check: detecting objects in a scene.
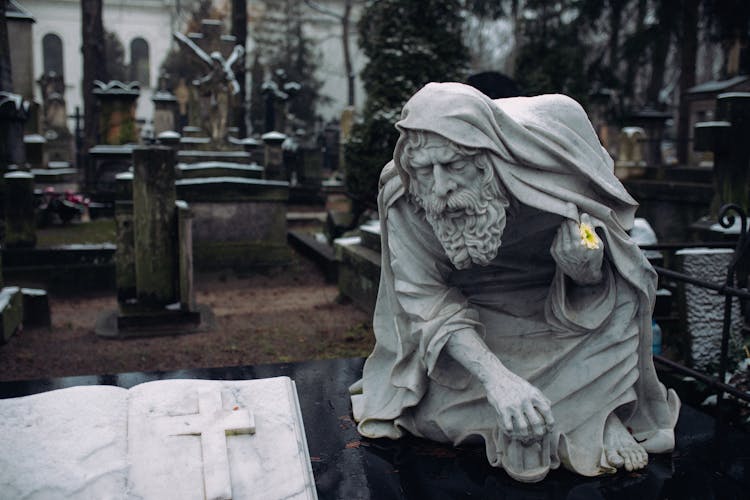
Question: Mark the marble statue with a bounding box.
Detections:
[173,32,244,145]
[350,82,680,483]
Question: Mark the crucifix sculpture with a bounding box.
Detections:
[173,31,244,146]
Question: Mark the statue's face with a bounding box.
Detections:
[401,131,508,270]
[408,135,485,216]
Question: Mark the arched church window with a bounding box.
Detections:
[42,33,64,77]
[130,37,150,86]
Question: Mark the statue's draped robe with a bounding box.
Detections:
[350,83,679,480]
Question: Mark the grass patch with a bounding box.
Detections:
[36,218,117,247]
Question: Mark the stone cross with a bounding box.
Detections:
[168,389,255,500]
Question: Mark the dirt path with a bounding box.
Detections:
[0,251,374,381]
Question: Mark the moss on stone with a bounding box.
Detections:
[193,241,292,271]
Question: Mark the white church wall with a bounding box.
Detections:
[21,0,363,136]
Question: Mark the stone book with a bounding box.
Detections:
[0,377,318,500]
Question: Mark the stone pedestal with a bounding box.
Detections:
[676,247,745,371]
[3,172,36,248]
[241,137,261,164]
[152,76,178,137]
[23,134,46,169]
[335,220,382,315]
[97,147,210,338]
[87,144,135,201]
[262,131,287,181]
[114,172,135,302]
[176,201,195,312]
[624,108,672,166]
[132,146,177,307]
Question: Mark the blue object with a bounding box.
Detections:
[652,319,662,355]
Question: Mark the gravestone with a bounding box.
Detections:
[240,137,261,164]
[132,147,177,306]
[174,176,291,270]
[335,220,381,315]
[87,144,135,201]
[693,92,750,216]
[23,134,45,168]
[676,248,745,371]
[262,131,287,180]
[92,81,141,145]
[614,127,646,179]
[625,108,671,167]
[686,76,750,166]
[3,171,36,248]
[152,74,178,137]
[96,146,208,338]
[113,171,135,301]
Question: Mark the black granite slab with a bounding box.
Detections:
[1,358,748,499]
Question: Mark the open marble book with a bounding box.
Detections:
[0,377,317,500]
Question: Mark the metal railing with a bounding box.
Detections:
[643,204,750,424]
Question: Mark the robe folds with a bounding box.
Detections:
[350,83,680,480]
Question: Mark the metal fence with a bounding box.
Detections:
[642,204,750,425]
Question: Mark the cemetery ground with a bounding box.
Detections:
[0,212,374,382]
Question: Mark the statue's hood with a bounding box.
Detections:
[392,82,637,230]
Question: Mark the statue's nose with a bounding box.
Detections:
[432,164,457,197]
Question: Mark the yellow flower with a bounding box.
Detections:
[579,222,601,250]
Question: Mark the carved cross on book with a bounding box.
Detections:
[168,389,255,500]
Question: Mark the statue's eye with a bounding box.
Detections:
[449,161,467,172]
[414,167,432,179]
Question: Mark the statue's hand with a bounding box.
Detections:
[484,372,554,442]
[550,213,604,285]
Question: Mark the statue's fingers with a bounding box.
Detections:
[510,409,530,438]
[580,213,592,225]
[533,399,555,430]
[559,221,575,249]
[523,401,546,438]
[498,407,514,435]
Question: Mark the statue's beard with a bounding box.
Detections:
[415,178,507,270]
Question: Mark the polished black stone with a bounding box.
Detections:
[1,358,748,500]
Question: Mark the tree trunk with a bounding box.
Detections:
[623,0,646,102]
[81,0,106,155]
[0,1,12,92]
[608,0,624,75]
[342,0,354,107]
[646,0,677,108]
[677,0,699,165]
[231,0,247,137]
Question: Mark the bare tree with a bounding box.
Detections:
[302,0,357,107]
[677,0,700,164]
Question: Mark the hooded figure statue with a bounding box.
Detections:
[350,82,680,482]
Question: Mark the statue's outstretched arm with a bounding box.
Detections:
[446,330,554,440]
[173,32,213,68]
[224,45,245,71]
